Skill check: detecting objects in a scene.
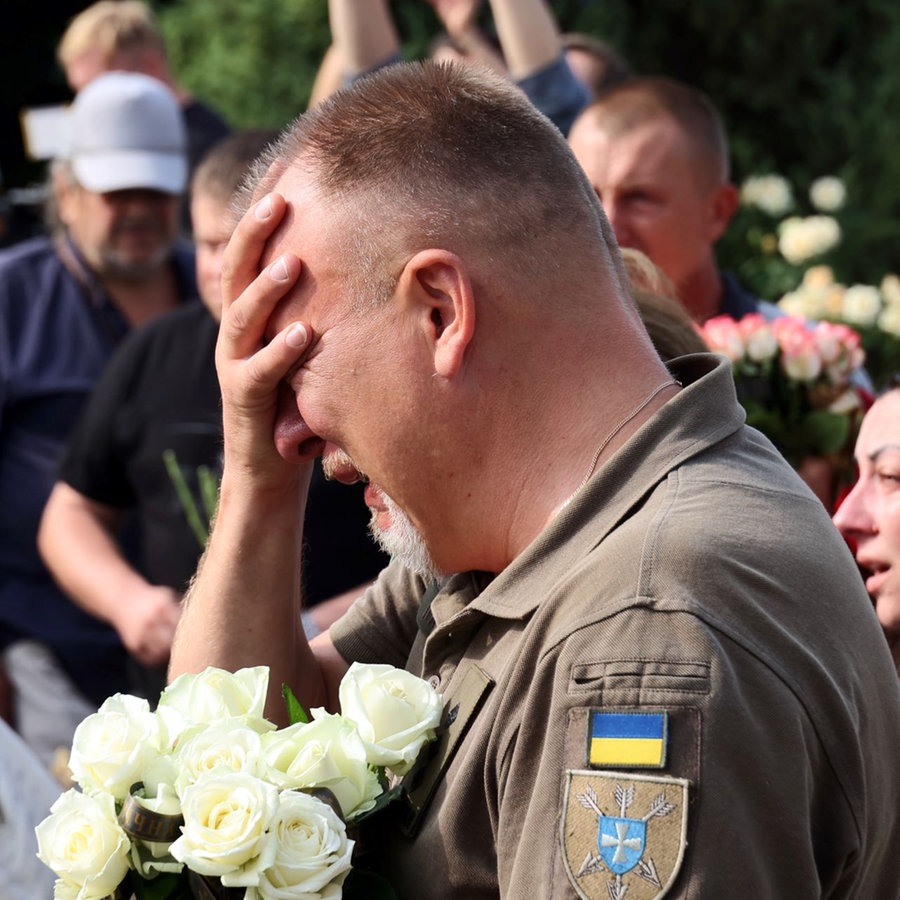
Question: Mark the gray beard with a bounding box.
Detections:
[98,241,172,282]
[368,491,447,583]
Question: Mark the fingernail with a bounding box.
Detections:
[271,255,290,282]
[285,323,308,348]
[255,195,273,219]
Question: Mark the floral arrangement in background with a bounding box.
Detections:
[36,664,442,900]
[777,267,900,393]
[700,312,867,472]
[722,172,900,391]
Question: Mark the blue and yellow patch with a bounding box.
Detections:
[588,711,667,769]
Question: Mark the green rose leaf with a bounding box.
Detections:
[282,682,310,725]
[127,870,190,900]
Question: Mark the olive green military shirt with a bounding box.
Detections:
[331,354,900,899]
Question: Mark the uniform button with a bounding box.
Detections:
[427,675,441,690]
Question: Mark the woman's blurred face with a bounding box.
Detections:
[833,390,900,670]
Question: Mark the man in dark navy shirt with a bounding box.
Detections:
[0,71,195,766]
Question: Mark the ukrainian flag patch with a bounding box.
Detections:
[588,710,668,769]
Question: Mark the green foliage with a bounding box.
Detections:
[282,682,310,725]
[124,871,188,900]
[162,449,218,549]
[155,0,900,278]
[574,0,900,282]
[157,0,331,129]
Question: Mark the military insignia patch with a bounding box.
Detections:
[561,770,688,900]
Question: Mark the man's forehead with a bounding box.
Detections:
[191,194,233,241]
[260,165,320,267]
[594,118,697,183]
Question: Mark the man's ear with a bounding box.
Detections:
[399,249,475,378]
[708,182,739,243]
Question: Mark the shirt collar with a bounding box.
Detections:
[468,353,744,620]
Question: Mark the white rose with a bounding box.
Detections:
[878,303,900,337]
[52,880,79,899]
[827,388,863,415]
[777,290,822,320]
[248,790,355,900]
[802,264,836,290]
[740,174,794,216]
[174,722,264,795]
[806,216,842,255]
[778,215,841,264]
[158,666,273,742]
[140,751,179,800]
[35,789,132,900]
[743,326,778,362]
[170,771,278,886]
[809,176,846,212]
[841,284,882,327]
[68,693,159,800]
[337,662,442,775]
[261,716,381,819]
[880,273,900,307]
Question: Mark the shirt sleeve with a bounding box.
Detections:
[493,606,858,898]
[516,54,589,136]
[329,557,424,667]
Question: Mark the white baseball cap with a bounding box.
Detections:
[67,71,187,195]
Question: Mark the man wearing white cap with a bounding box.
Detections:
[0,71,196,766]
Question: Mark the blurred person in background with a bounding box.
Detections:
[0,718,59,898]
[568,76,777,324]
[326,0,589,134]
[0,71,195,766]
[39,129,389,703]
[833,380,900,675]
[58,0,231,231]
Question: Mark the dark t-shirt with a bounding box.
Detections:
[62,302,388,603]
[62,302,222,591]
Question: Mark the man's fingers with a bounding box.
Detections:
[221,192,287,313]
[219,251,303,361]
[234,321,312,403]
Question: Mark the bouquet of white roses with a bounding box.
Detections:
[35,664,443,900]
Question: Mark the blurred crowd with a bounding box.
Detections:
[1,2,898,898]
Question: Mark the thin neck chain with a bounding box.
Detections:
[576,378,680,492]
